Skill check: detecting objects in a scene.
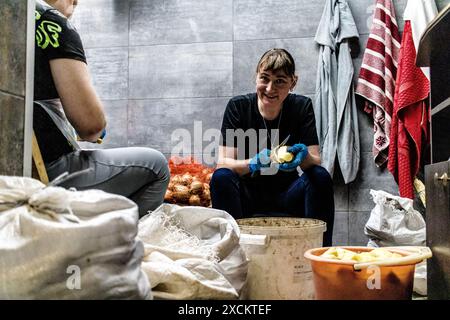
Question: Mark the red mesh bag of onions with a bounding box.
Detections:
[165,156,214,207]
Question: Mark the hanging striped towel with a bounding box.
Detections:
[355,0,401,167]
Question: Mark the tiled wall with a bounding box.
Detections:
[72,0,449,245]
[0,0,28,176]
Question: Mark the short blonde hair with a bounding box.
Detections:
[256,48,296,77]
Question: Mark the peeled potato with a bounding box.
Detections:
[271,146,294,163]
[277,146,294,162]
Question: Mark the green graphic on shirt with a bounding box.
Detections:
[35,15,62,49]
[35,11,41,21]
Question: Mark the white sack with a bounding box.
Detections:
[0,175,151,299]
[138,204,248,300]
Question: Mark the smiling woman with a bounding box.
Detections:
[210,48,336,246]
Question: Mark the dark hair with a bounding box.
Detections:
[256,48,296,77]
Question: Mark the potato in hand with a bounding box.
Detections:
[271,146,294,163]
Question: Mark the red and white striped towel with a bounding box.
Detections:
[355,0,401,167]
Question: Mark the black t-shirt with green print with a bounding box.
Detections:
[34,0,87,164]
[34,0,86,100]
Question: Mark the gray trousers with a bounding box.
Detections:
[46,147,170,217]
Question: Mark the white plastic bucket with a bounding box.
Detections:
[237,217,326,300]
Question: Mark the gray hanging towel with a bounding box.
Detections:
[314,0,360,184]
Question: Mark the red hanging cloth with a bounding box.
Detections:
[388,21,430,199]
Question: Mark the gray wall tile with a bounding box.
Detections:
[72,0,129,48]
[437,0,450,10]
[333,211,349,246]
[233,38,319,96]
[349,211,371,245]
[349,152,399,211]
[349,152,399,190]
[130,0,232,46]
[129,42,232,99]
[348,0,408,35]
[357,105,376,153]
[127,98,229,159]
[85,47,128,100]
[95,100,129,149]
[234,0,325,41]
[352,34,369,84]
[334,168,350,211]
[0,0,27,96]
[334,185,349,211]
[0,93,25,175]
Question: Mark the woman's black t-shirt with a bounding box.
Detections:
[220,93,319,189]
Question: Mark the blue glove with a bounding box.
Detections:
[96,128,107,144]
[249,148,272,174]
[278,143,308,172]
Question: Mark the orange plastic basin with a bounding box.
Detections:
[304,246,416,300]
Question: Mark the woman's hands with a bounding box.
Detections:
[278,143,309,172]
[248,148,272,174]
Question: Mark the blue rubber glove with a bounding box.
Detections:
[248,148,272,174]
[278,143,308,172]
[96,128,107,144]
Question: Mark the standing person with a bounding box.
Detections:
[210,48,335,246]
[33,0,169,217]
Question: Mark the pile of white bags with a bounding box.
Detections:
[365,189,427,295]
[0,175,150,299]
[138,204,248,300]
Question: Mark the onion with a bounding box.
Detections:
[189,194,202,206]
[172,185,190,202]
[202,189,211,201]
[190,180,204,195]
[171,174,183,185]
[164,189,173,202]
[181,173,193,186]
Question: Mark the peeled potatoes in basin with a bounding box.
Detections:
[320,247,403,263]
[270,146,294,163]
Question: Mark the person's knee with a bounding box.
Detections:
[152,150,170,182]
[210,168,238,190]
[305,165,333,187]
[136,147,169,182]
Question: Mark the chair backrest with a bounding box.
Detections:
[32,130,49,184]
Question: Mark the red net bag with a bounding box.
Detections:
[165,156,214,207]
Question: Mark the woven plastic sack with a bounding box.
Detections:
[138,204,248,300]
[365,189,426,246]
[0,175,151,299]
